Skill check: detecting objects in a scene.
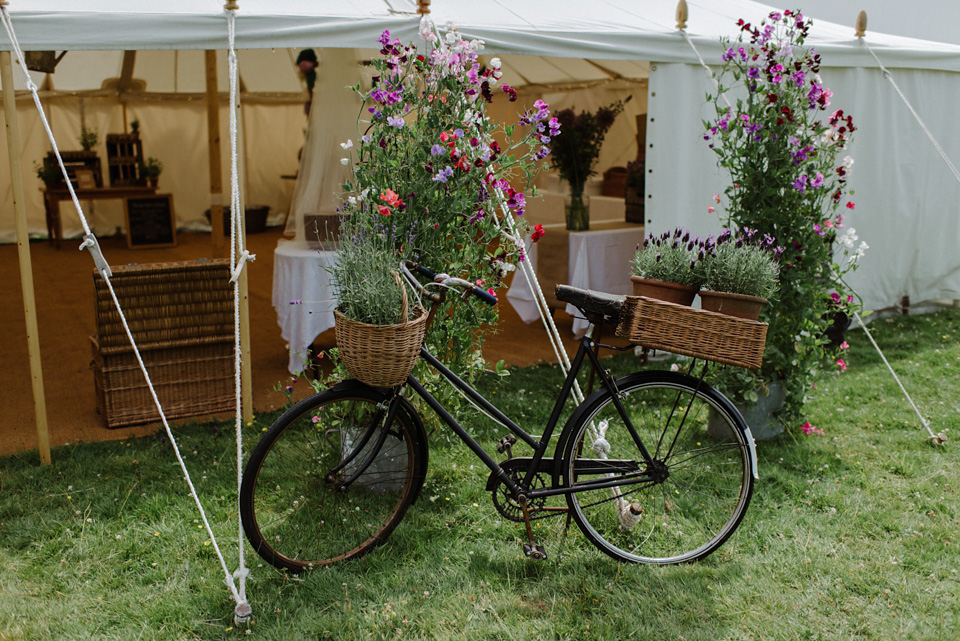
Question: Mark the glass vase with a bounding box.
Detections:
[565,186,589,231]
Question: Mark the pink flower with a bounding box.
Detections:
[836,358,847,371]
[840,341,849,350]
[846,201,855,210]
[377,205,392,216]
[801,421,824,435]
[707,206,716,213]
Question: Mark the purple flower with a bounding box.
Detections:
[432,166,454,183]
[430,144,443,156]
[792,175,808,193]
[387,115,405,128]
[811,171,825,188]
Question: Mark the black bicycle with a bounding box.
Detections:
[240,260,757,571]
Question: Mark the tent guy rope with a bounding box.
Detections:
[1,0,254,623]
[225,4,254,626]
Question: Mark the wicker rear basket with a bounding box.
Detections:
[334,307,429,387]
[616,296,768,369]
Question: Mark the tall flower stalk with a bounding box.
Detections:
[335,22,557,381]
[704,10,866,424]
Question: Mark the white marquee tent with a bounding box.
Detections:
[4,0,960,314]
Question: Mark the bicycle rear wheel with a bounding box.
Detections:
[240,383,427,572]
[560,371,754,564]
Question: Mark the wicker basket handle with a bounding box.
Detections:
[392,270,409,324]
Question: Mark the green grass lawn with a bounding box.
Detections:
[1,309,958,640]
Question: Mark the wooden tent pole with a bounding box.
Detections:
[205,50,227,255]
[1,50,52,464]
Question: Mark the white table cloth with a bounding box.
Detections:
[506,223,645,337]
[272,239,338,374]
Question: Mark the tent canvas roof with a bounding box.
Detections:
[5,0,960,73]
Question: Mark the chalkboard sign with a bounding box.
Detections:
[124,194,176,248]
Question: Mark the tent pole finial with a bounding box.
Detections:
[855,10,867,38]
[225,0,239,10]
[418,0,430,15]
[676,0,688,31]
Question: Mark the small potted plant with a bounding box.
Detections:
[140,157,163,188]
[630,228,704,305]
[79,126,98,152]
[699,228,781,320]
[329,218,428,387]
[35,161,62,189]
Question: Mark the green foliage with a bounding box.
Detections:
[631,228,704,288]
[140,157,163,179]
[34,161,60,187]
[332,26,554,380]
[79,126,98,151]
[330,220,414,326]
[705,10,866,422]
[703,234,780,299]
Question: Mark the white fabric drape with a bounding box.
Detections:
[646,62,960,313]
[285,49,364,242]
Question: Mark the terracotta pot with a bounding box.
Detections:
[630,275,698,306]
[698,290,767,320]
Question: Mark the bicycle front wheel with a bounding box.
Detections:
[560,371,754,564]
[240,383,427,572]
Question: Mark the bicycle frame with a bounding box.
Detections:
[398,323,655,503]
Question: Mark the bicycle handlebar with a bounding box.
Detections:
[402,260,498,306]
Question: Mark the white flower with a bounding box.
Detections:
[840,227,858,249]
[347,196,357,206]
[843,155,854,168]
[490,57,502,70]
[340,139,353,150]
[340,157,349,166]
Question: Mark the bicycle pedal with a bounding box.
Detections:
[522,543,547,560]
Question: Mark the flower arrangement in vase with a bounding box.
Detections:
[329,21,556,390]
[630,228,705,305]
[704,9,867,424]
[699,228,781,320]
[549,98,629,230]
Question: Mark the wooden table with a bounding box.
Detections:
[42,186,157,249]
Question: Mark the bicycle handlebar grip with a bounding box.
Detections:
[472,286,498,306]
[413,262,438,280]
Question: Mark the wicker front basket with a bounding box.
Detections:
[615,296,768,369]
[335,307,429,387]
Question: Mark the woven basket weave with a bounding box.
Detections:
[335,307,428,387]
[616,296,768,370]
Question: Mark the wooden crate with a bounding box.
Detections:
[106,133,144,187]
[90,259,236,428]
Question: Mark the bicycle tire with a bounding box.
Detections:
[559,371,754,564]
[240,382,427,572]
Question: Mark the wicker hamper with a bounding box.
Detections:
[615,296,768,370]
[90,259,236,428]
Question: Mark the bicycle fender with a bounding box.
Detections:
[329,380,431,502]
